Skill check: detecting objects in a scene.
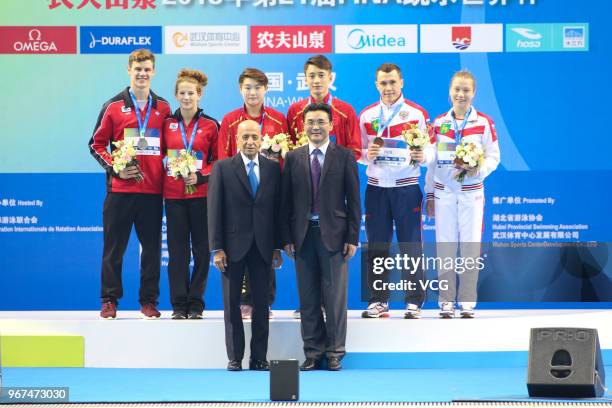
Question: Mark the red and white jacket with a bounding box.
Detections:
[425,107,500,197]
[287,94,361,160]
[218,105,288,160]
[359,96,433,188]
[88,87,171,194]
[162,109,219,200]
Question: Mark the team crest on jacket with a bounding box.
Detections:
[371,118,380,133]
[440,123,451,134]
[121,106,132,113]
[399,111,409,120]
[169,123,178,131]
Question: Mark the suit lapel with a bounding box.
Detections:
[301,146,312,201]
[231,154,253,198]
[255,154,268,202]
[319,142,334,187]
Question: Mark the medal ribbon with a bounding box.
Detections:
[129,90,153,141]
[452,107,472,143]
[377,101,404,138]
[179,111,200,153]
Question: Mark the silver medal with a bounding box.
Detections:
[137,137,148,149]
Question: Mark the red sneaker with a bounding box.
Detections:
[100,302,116,319]
[140,303,161,319]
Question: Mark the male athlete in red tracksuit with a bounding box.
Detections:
[287,55,361,160]
[88,49,171,320]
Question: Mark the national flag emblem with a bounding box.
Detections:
[371,118,380,133]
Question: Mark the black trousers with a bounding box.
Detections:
[165,197,210,314]
[221,243,270,361]
[296,225,348,360]
[240,267,276,306]
[101,192,162,306]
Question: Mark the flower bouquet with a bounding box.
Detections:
[167,149,198,194]
[111,140,143,182]
[291,129,310,150]
[402,124,430,166]
[453,140,485,183]
[261,133,291,160]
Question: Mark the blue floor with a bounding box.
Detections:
[3,366,611,403]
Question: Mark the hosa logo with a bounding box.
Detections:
[80,26,162,54]
[512,27,543,48]
[347,29,406,50]
[0,26,76,54]
[335,25,417,54]
[452,26,472,50]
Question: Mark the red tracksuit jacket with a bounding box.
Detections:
[88,87,171,194]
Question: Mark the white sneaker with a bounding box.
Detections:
[361,302,390,318]
[439,302,455,319]
[404,303,421,319]
[460,306,475,318]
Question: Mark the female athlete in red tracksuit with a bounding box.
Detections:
[162,69,219,319]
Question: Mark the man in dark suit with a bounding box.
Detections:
[281,103,361,371]
[208,120,283,371]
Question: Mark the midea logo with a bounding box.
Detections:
[347,28,406,50]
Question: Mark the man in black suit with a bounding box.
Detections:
[208,120,283,371]
[281,103,361,371]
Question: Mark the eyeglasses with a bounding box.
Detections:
[305,120,330,128]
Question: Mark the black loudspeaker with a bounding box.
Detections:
[528,327,606,398]
[270,359,299,401]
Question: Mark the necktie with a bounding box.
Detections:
[247,161,258,198]
[311,149,322,214]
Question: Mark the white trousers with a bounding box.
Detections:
[434,187,484,308]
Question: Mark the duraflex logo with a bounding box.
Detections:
[80,26,162,54]
[335,25,417,54]
[89,33,152,49]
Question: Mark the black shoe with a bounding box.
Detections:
[171,311,187,320]
[249,359,269,371]
[327,357,342,371]
[188,311,203,319]
[300,358,321,371]
[227,360,242,371]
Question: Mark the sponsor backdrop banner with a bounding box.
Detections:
[0,0,610,310]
